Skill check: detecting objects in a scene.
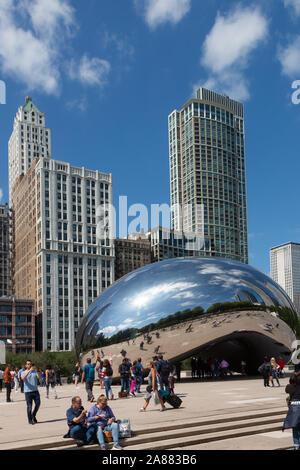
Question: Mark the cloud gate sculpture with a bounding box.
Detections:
[76,258,297,375]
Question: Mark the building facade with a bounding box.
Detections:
[8,96,51,206]
[0,204,13,297]
[0,298,35,354]
[270,242,300,315]
[114,234,151,280]
[12,157,114,351]
[168,87,248,264]
[147,226,211,263]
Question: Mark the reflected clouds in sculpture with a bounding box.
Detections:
[76,257,296,351]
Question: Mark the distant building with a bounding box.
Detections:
[0,298,35,354]
[114,233,151,280]
[12,156,114,351]
[146,226,211,263]
[8,96,51,206]
[168,87,248,263]
[0,204,13,297]
[270,242,300,315]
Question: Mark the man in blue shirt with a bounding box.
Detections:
[81,352,100,402]
[21,360,41,425]
[66,396,98,447]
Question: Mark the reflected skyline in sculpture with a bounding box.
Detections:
[76,258,297,373]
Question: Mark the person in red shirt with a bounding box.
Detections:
[4,364,12,403]
[277,357,285,377]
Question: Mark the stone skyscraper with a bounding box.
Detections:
[8,96,51,205]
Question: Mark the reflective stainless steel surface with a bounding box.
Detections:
[76,258,296,373]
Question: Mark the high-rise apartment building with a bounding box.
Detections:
[0,204,13,296]
[168,87,248,263]
[270,242,300,315]
[0,298,35,354]
[8,96,51,205]
[12,157,114,351]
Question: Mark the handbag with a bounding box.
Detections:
[118,419,131,438]
[103,430,113,443]
[151,390,160,405]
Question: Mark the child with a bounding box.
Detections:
[130,371,136,397]
[168,371,175,395]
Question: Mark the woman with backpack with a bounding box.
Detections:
[45,365,58,399]
[101,359,114,400]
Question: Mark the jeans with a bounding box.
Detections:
[271,370,280,386]
[97,422,119,448]
[85,379,94,400]
[104,377,113,398]
[159,376,169,392]
[120,377,129,393]
[25,390,41,423]
[293,426,300,448]
[70,423,98,442]
[135,376,142,393]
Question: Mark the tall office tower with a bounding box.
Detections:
[270,242,300,315]
[0,203,13,296]
[8,96,51,205]
[168,87,248,263]
[12,157,114,351]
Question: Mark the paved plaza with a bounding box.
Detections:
[0,376,294,451]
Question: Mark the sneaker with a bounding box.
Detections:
[112,443,123,450]
[160,406,166,412]
[139,407,146,412]
[76,440,85,448]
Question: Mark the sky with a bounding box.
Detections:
[0,0,300,277]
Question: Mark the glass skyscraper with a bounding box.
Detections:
[168,87,248,263]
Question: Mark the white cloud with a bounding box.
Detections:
[283,0,300,16]
[24,0,75,39]
[0,0,64,94]
[278,36,300,77]
[197,5,268,101]
[136,0,191,28]
[68,55,111,87]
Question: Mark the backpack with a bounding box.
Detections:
[48,369,55,383]
[160,361,172,377]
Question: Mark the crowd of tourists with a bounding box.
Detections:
[1,353,300,451]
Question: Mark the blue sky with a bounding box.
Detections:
[1,0,300,276]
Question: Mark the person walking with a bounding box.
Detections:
[101,359,114,400]
[175,362,182,383]
[45,364,58,399]
[0,368,3,392]
[55,367,62,386]
[4,364,12,402]
[258,356,271,387]
[156,355,172,392]
[220,359,229,378]
[66,396,98,447]
[18,366,26,393]
[74,362,81,389]
[21,360,41,424]
[140,361,166,412]
[81,353,100,403]
[13,367,19,393]
[118,358,130,395]
[270,357,281,387]
[191,357,197,379]
[282,371,300,450]
[133,358,144,393]
[87,395,122,450]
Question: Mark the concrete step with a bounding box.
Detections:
[43,411,288,451]
[8,408,288,450]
